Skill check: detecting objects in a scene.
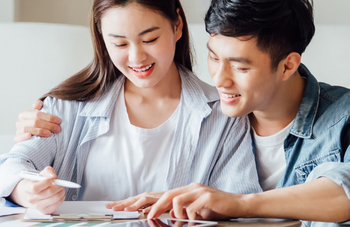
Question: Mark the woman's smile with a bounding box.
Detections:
[129,63,155,78]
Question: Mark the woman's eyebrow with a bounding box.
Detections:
[108,26,160,38]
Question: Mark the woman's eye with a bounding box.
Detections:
[114,44,127,48]
[143,37,159,44]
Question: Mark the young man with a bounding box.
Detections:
[146,0,350,224]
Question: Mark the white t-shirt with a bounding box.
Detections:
[78,86,181,201]
[252,120,294,191]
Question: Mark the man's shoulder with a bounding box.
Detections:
[319,82,350,102]
[314,83,350,131]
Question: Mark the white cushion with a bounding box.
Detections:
[0,22,93,137]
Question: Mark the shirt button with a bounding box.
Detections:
[72,195,77,201]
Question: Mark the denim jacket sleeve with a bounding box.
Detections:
[305,113,350,199]
[0,97,59,199]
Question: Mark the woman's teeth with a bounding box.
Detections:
[131,64,153,72]
[222,93,241,98]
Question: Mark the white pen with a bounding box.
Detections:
[19,171,81,188]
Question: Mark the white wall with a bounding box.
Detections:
[0,0,15,22]
[1,0,349,25]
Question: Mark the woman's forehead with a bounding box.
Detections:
[101,4,172,35]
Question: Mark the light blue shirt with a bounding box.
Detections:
[0,65,262,205]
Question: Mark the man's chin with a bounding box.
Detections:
[221,107,244,118]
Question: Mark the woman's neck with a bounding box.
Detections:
[123,62,182,129]
[124,62,181,101]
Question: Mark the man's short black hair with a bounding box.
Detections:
[205,0,315,70]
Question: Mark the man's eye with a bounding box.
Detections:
[144,37,159,44]
[233,67,249,73]
[210,56,219,62]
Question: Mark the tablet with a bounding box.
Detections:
[105,218,218,227]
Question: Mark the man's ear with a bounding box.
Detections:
[280,52,301,81]
[175,8,183,42]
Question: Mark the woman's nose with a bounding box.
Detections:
[128,45,147,64]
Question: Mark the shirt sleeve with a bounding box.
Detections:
[0,97,59,199]
[208,111,262,194]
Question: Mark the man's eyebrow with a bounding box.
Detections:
[227,57,252,64]
[108,26,160,38]
[207,42,216,54]
[207,42,252,64]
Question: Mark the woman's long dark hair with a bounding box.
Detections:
[42,0,192,101]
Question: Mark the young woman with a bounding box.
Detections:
[2,0,261,214]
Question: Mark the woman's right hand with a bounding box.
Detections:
[14,100,61,143]
[10,167,66,214]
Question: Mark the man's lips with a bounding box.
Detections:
[219,91,242,104]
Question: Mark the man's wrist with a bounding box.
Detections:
[239,193,261,218]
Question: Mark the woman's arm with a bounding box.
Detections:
[14,100,61,143]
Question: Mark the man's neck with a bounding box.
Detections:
[249,72,306,137]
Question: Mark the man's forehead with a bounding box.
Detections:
[207,34,258,54]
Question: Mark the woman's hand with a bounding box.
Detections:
[106,191,165,213]
[10,167,65,214]
[14,100,61,143]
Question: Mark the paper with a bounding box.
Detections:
[24,201,140,220]
[0,206,26,217]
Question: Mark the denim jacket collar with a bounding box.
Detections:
[78,64,217,119]
[289,64,320,139]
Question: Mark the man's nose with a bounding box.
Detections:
[213,63,234,88]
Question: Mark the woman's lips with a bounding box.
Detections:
[129,63,155,78]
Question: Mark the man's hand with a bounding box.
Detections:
[14,100,61,143]
[106,191,165,214]
[10,166,65,214]
[148,183,247,220]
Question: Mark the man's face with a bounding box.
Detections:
[207,34,282,118]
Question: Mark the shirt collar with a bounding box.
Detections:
[178,64,219,118]
[79,64,218,119]
[289,64,320,138]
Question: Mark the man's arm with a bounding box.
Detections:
[148,177,350,222]
[14,100,61,143]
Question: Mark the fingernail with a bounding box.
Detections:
[44,130,50,136]
[23,133,31,139]
[54,126,61,132]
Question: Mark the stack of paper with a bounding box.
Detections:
[24,201,140,220]
[0,206,26,217]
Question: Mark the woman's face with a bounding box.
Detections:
[101,3,183,88]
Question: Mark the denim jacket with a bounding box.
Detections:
[272,64,350,226]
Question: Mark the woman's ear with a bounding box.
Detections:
[174,8,183,42]
[280,52,301,81]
